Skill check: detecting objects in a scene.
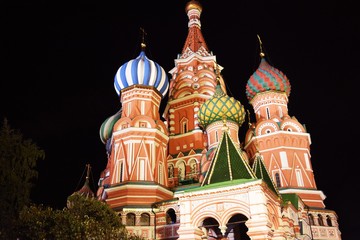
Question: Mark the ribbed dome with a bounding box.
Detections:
[99,110,121,144]
[198,84,245,128]
[246,58,291,101]
[114,50,169,97]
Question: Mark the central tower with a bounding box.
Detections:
[163,1,226,187]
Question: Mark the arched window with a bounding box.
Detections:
[126,213,136,226]
[177,161,186,181]
[140,213,150,226]
[166,208,176,224]
[318,214,324,226]
[326,215,332,226]
[189,159,197,174]
[180,117,189,134]
[308,214,315,226]
[168,164,174,178]
[202,217,222,239]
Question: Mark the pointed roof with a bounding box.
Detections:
[252,154,279,195]
[202,131,256,186]
[73,164,95,199]
[181,0,210,57]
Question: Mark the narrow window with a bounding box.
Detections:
[139,159,145,180]
[318,214,324,226]
[120,161,123,182]
[183,122,187,133]
[166,208,177,224]
[180,117,189,134]
[266,107,270,119]
[215,131,218,142]
[309,214,315,226]
[275,172,281,187]
[326,215,332,226]
[295,169,304,187]
[168,164,174,178]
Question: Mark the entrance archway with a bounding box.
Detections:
[225,214,250,240]
[201,217,222,239]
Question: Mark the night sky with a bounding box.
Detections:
[2,1,358,238]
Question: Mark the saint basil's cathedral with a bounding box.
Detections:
[79,1,342,239]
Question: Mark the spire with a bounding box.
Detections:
[76,164,95,198]
[140,27,147,51]
[181,0,210,57]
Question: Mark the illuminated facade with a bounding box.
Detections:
[96,1,341,239]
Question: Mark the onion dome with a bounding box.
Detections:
[245,57,291,101]
[114,50,169,97]
[185,0,202,13]
[198,84,246,128]
[67,164,95,208]
[99,109,121,144]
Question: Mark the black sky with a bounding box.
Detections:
[1,1,358,238]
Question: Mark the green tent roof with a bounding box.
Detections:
[252,154,279,195]
[202,131,256,185]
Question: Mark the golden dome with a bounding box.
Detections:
[185,0,202,13]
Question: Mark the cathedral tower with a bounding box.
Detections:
[97,41,173,212]
[244,38,326,209]
[163,0,227,188]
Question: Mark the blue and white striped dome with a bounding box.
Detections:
[114,51,169,97]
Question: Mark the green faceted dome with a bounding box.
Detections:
[198,84,245,128]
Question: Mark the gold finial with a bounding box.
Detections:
[215,64,221,82]
[86,164,91,180]
[257,34,265,58]
[140,27,147,50]
[246,109,252,128]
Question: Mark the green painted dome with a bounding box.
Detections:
[198,84,245,128]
